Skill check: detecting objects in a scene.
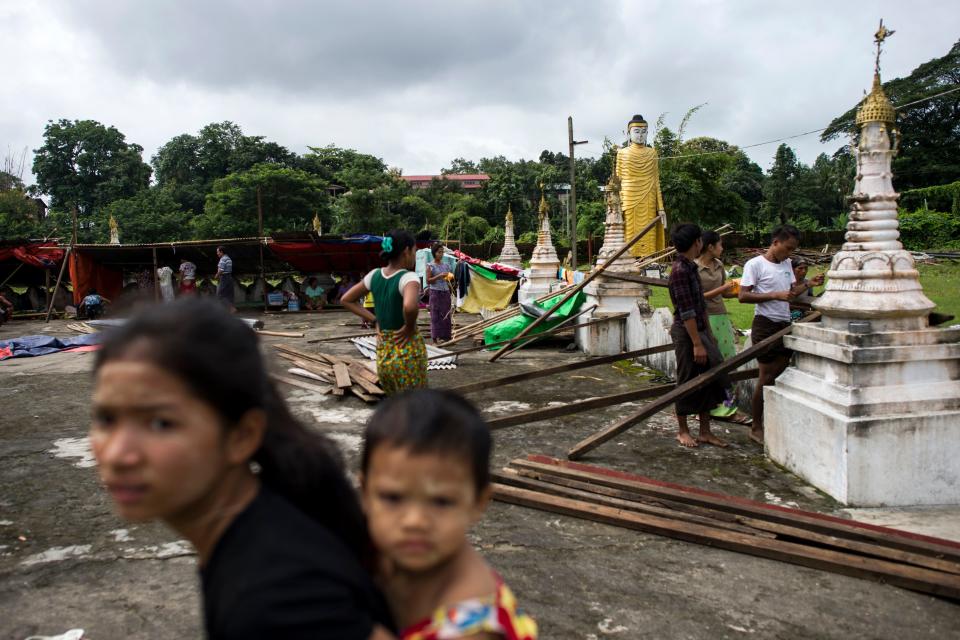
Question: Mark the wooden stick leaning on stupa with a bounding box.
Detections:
[428,311,627,361]
[489,216,662,362]
[566,311,821,460]
[440,283,581,347]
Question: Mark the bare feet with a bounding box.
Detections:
[749,428,764,445]
[697,433,729,448]
[677,432,699,448]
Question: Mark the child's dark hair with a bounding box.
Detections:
[93,298,368,560]
[362,390,491,494]
[771,224,801,243]
[380,229,416,262]
[700,230,721,251]
[670,223,703,253]
[431,242,444,258]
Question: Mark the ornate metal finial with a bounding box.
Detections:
[857,20,896,126]
[538,183,548,219]
[505,203,514,224]
[873,19,895,76]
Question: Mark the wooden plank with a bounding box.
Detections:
[447,343,674,394]
[492,484,960,600]
[568,313,820,459]
[514,456,960,563]
[489,217,660,362]
[484,369,758,430]
[270,373,329,394]
[504,464,960,575]
[332,362,352,389]
[308,331,377,343]
[601,272,670,287]
[492,469,775,539]
[256,329,305,338]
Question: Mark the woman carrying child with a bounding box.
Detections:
[89,299,394,639]
[361,389,538,640]
[667,223,731,448]
[425,243,453,344]
[342,230,428,395]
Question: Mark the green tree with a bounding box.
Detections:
[96,188,190,244]
[821,40,960,190]
[762,144,803,225]
[32,119,151,224]
[442,158,479,174]
[193,164,331,239]
[299,145,392,191]
[0,190,44,239]
[153,122,296,214]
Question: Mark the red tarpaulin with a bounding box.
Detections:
[0,243,65,269]
[68,250,123,305]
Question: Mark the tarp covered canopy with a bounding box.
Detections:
[0,242,65,286]
[268,233,430,275]
[66,237,276,305]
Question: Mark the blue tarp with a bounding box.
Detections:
[0,333,103,360]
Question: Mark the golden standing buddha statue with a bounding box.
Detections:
[615,114,666,258]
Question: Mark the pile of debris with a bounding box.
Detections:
[272,343,385,402]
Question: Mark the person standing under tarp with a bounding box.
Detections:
[215,246,236,313]
[178,258,197,296]
[426,243,453,344]
[341,230,427,395]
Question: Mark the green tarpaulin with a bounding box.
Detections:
[483,290,586,348]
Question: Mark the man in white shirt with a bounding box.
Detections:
[738,225,823,444]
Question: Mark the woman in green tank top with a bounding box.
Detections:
[341,230,427,394]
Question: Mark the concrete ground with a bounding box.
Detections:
[1,310,958,639]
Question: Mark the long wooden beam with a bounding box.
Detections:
[567,312,820,460]
[448,343,674,394]
[503,463,960,575]
[489,217,660,362]
[514,456,960,564]
[484,368,759,430]
[492,484,960,600]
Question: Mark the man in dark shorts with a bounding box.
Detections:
[739,225,817,444]
[215,245,236,313]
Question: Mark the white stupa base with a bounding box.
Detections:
[765,322,960,506]
[576,278,674,374]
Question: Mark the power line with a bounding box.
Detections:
[656,84,960,161]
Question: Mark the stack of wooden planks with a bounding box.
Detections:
[271,343,385,402]
[492,455,960,600]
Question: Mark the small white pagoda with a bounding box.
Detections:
[518,190,561,303]
[498,204,523,270]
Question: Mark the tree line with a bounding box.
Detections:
[2,40,957,251]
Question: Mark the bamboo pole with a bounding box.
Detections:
[44,247,71,323]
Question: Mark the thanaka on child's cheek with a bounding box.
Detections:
[362,445,488,573]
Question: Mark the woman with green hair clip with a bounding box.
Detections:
[341,230,428,394]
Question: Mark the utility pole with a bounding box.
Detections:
[567,116,587,269]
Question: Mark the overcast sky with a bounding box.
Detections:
[2,1,957,185]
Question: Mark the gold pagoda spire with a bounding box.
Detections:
[856,20,896,126]
[506,203,514,224]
